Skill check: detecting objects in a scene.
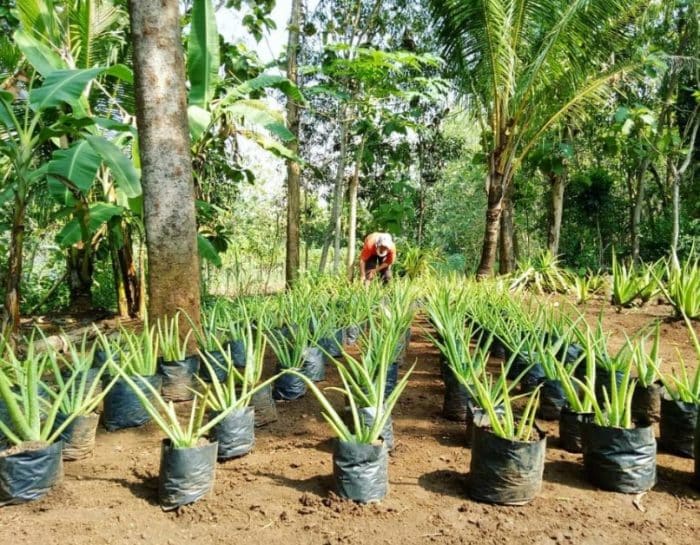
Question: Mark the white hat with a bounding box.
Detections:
[375,233,392,256]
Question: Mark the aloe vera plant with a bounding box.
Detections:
[624,322,662,388]
[575,362,637,428]
[611,250,640,308]
[655,255,700,319]
[157,313,193,362]
[120,320,160,376]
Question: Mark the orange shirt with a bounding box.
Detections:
[360,233,396,265]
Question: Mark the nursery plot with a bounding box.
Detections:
[1,310,699,545]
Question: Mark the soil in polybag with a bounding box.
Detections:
[158,439,218,511]
[273,369,307,401]
[53,412,99,461]
[301,347,325,382]
[333,438,388,503]
[252,384,278,427]
[441,363,471,422]
[0,441,63,506]
[158,355,199,402]
[558,407,594,453]
[102,375,163,431]
[537,379,566,420]
[631,383,662,427]
[211,406,255,460]
[582,422,656,493]
[198,350,230,383]
[468,425,546,506]
[659,397,697,458]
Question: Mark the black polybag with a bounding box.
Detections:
[345,324,361,346]
[273,369,307,400]
[158,356,199,402]
[319,329,344,358]
[385,362,399,398]
[558,407,594,453]
[198,350,230,383]
[251,384,278,427]
[358,406,394,450]
[537,379,566,420]
[594,368,624,402]
[694,415,700,490]
[0,441,63,506]
[211,407,255,460]
[301,347,325,382]
[631,383,662,426]
[333,439,388,503]
[102,375,163,431]
[659,397,697,458]
[582,422,656,493]
[158,439,218,511]
[225,339,247,368]
[468,425,546,505]
[53,412,99,461]
[441,363,471,421]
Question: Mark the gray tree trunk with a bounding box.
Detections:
[285,0,302,288]
[547,172,565,256]
[129,0,201,342]
[345,142,363,281]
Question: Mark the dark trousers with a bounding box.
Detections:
[364,255,392,284]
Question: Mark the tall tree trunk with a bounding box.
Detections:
[345,144,363,281]
[3,201,25,334]
[547,172,565,255]
[319,113,349,274]
[285,0,302,288]
[67,245,93,313]
[498,184,515,274]
[129,0,201,340]
[476,163,505,278]
[631,159,650,264]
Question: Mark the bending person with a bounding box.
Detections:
[359,232,396,285]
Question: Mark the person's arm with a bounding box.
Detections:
[359,258,366,280]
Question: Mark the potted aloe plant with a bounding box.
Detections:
[107,360,239,510]
[578,366,656,493]
[197,313,279,460]
[0,345,87,505]
[46,337,121,460]
[288,349,416,503]
[465,368,545,506]
[189,304,231,383]
[554,333,595,453]
[626,323,663,426]
[157,313,198,402]
[657,321,698,459]
[100,324,162,431]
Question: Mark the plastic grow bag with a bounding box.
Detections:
[301,347,325,382]
[225,339,247,368]
[273,370,307,401]
[211,407,255,460]
[158,439,218,511]
[358,406,394,451]
[468,425,546,506]
[53,412,99,461]
[385,362,399,398]
[93,349,120,368]
[333,439,388,503]
[158,356,199,402]
[0,441,63,506]
[537,379,567,420]
[442,364,471,422]
[582,422,656,493]
[594,368,624,403]
[345,324,361,346]
[659,397,697,458]
[198,350,230,383]
[102,375,163,432]
[631,383,662,427]
[251,384,278,427]
[507,352,545,391]
[558,407,594,453]
[319,329,344,358]
[465,404,505,447]
[695,416,700,490]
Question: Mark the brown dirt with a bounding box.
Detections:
[2,306,699,545]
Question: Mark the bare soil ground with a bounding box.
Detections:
[2,299,699,545]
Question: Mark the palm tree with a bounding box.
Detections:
[428,0,651,276]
